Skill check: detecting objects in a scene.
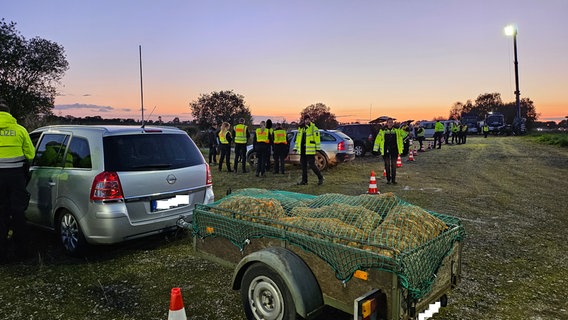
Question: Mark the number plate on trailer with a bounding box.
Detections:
[150,195,190,212]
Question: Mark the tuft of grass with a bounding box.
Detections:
[528,132,568,147]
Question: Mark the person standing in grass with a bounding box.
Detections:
[0,99,35,262]
[373,118,403,185]
[217,122,233,172]
[294,115,324,185]
[253,121,270,177]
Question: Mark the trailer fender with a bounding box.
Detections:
[232,246,323,319]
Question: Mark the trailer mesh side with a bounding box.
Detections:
[193,188,464,300]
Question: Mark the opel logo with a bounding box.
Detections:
[166,174,177,184]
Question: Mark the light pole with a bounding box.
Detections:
[504,24,521,133]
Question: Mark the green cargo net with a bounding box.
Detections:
[193,188,464,300]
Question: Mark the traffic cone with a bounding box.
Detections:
[383,169,387,178]
[168,288,187,320]
[408,151,415,162]
[367,171,379,194]
[413,148,418,156]
[396,155,402,167]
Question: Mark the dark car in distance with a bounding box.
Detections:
[334,124,380,157]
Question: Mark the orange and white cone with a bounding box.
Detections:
[383,169,387,178]
[413,148,418,156]
[367,171,379,194]
[168,288,187,320]
[408,151,415,162]
[396,155,402,167]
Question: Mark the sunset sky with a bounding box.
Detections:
[4,1,567,124]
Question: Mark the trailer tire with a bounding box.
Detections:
[241,262,298,320]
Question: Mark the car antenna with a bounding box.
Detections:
[139,45,145,128]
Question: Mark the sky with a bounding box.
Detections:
[3,0,567,124]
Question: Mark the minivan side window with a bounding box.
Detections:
[33,134,70,167]
[68,137,92,169]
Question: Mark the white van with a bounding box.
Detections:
[416,120,458,139]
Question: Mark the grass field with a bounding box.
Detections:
[0,134,567,319]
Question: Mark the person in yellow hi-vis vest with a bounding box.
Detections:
[232,118,250,173]
[272,122,288,174]
[253,121,270,177]
[217,122,233,172]
[294,115,324,185]
[373,118,403,185]
[0,99,35,262]
[434,120,445,149]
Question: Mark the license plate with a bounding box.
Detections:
[151,195,190,212]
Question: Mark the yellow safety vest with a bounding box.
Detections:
[234,124,247,144]
[273,129,287,144]
[256,128,269,143]
[218,130,229,144]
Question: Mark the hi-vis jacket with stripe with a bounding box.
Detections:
[294,122,320,155]
[0,111,35,168]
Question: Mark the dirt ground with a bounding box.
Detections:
[0,135,566,320]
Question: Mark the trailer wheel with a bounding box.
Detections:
[241,262,297,320]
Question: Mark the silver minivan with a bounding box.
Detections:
[26,125,214,255]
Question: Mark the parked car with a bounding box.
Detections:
[334,124,380,157]
[246,129,355,171]
[416,120,458,139]
[26,125,214,256]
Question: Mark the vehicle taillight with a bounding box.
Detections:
[337,141,345,151]
[368,134,373,141]
[206,163,213,185]
[90,171,124,201]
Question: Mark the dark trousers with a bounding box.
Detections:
[255,143,269,176]
[208,145,217,163]
[233,143,247,172]
[273,144,288,174]
[434,132,443,148]
[383,150,398,183]
[218,144,232,171]
[0,168,30,258]
[300,154,322,183]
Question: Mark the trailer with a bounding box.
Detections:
[190,189,464,320]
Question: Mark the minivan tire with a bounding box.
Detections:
[58,210,87,256]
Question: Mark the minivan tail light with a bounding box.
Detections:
[337,141,345,151]
[368,134,373,142]
[90,171,124,201]
[205,163,213,185]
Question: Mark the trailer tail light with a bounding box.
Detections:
[90,171,124,201]
[355,289,384,320]
[361,298,377,319]
[337,141,345,151]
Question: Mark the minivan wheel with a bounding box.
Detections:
[59,210,87,256]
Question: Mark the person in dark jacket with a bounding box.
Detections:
[207,123,218,164]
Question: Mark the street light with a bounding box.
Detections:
[504,24,521,133]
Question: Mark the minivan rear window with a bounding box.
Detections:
[104,133,204,171]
